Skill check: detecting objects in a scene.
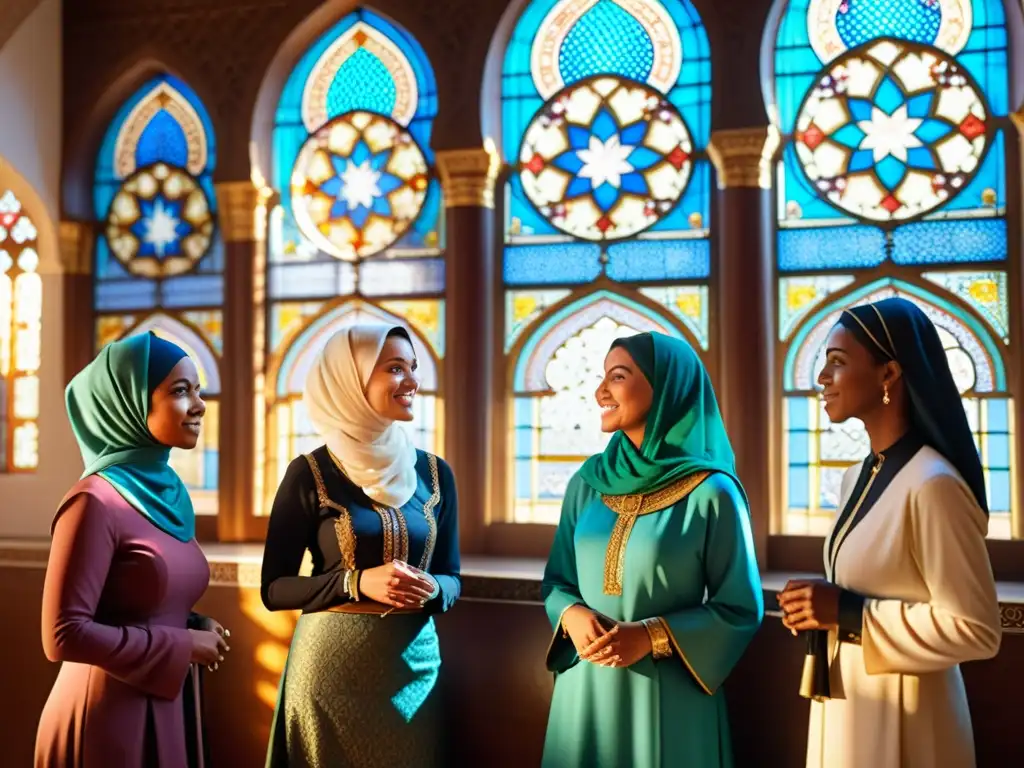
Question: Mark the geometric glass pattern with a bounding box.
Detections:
[767,0,1017,535]
[0,190,42,472]
[93,74,222,512]
[517,76,694,241]
[290,111,429,260]
[502,0,712,522]
[794,39,991,224]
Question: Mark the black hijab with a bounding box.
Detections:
[837,297,987,514]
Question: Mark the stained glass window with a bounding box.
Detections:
[0,190,42,472]
[93,74,222,513]
[265,10,444,510]
[501,0,712,522]
[767,0,1018,537]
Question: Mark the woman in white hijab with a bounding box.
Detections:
[261,324,461,768]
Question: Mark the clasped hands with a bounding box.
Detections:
[777,578,840,635]
[561,604,651,668]
[359,560,438,609]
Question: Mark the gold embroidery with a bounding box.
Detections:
[419,454,441,571]
[371,505,396,563]
[303,454,357,571]
[601,471,711,596]
[642,617,672,660]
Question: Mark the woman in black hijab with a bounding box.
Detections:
[777,297,1000,768]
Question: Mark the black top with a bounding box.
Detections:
[829,431,925,640]
[260,446,461,614]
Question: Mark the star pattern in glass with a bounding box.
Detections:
[290,110,429,261]
[104,162,214,278]
[517,75,694,242]
[794,38,989,224]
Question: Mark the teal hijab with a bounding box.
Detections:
[63,332,196,542]
[579,332,738,496]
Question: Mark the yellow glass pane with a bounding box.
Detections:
[13,422,38,469]
[12,375,39,418]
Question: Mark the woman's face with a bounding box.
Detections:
[595,345,654,440]
[147,357,206,449]
[817,325,889,423]
[365,335,420,422]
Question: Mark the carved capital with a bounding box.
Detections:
[436,144,501,209]
[215,181,270,242]
[707,127,776,191]
[59,220,94,275]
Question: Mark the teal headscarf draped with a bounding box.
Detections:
[579,332,739,496]
[63,332,196,542]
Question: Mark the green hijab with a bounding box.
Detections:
[63,333,195,542]
[579,332,739,496]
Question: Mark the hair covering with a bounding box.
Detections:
[63,332,195,541]
[837,297,987,513]
[303,324,419,508]
[579,332,740,496]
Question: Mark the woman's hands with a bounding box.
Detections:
[561,605,652,668]
[188,628,229,669]
[777,579,841,634]
[358,560,438,609]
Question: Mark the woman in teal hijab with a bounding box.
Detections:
[541,332,763,768]
[36,332,228,768]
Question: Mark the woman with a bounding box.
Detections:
[262,324,461,768]
[778,297,1002,768]
[542,331,763,768]
[35,332,229,768]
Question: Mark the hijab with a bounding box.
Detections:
[579,331,739,496]
[837,297,988,513]
[63,332,196,541]
[303,324,419,508]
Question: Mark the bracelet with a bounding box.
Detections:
[641,618,673,660]
[351,570,361,602]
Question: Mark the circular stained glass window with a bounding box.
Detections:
[793,38,990,225]
[517,75,693,242]
[290,110,429,261]
[105,162,214,278]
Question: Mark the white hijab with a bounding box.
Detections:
[303,324,419,508]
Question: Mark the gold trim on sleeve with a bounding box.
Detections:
[303,453,357,571]
[601,471,711,595]
[545,602,582,663]
[418,454,441,570]
[642,617,673,660]
[660,620,713,695]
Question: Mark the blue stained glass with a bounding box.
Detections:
[504,243,602,285]
[989,469,1010,511]
[788,431,809,463]
[605,239,710,280]
[95,280,158,311]
[360,258,445,296]
[516,459,533,497]
[835,0,941,49]
[891,218,1006,265]
[557,0,655,85]
[160,275,224,307]
[788,466,810,508]
[269,261,356,299]
[987,433,1010,469]
[778,225,887,271]
[988,398,1008,431]
[136,110,189,168]
[326,47,398,120]
[204,452,219,489]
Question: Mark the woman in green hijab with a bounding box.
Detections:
[36,332,229,768]
[541,332,763,768]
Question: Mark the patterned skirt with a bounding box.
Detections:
[266,611,444,768]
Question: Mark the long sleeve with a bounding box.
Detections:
[862,473,1001,674]
[41,493,193,701]
[424,457,461,614]
[542,473,591,673]
[261,457,348,612]
[659,475,763,694]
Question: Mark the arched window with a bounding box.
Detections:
[764,0,1020,538]
[93,73,222,513]
[0,190,42,472]
[264,8,444,496]
[499,0,712,523]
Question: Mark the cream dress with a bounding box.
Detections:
[807,445,1001,768]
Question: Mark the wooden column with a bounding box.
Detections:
[708,127,773,566]
[436,145,501,555]
[215,181,263,541]
[1009,109,1024,541]
[58,220,96,383]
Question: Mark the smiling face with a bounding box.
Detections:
[147,357,206,449]
[364,333,420,422]
[818,324,896,424]
[595,344,654,446]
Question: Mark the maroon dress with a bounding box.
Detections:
[35,476,210,767]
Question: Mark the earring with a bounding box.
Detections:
[883,383,890,406]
